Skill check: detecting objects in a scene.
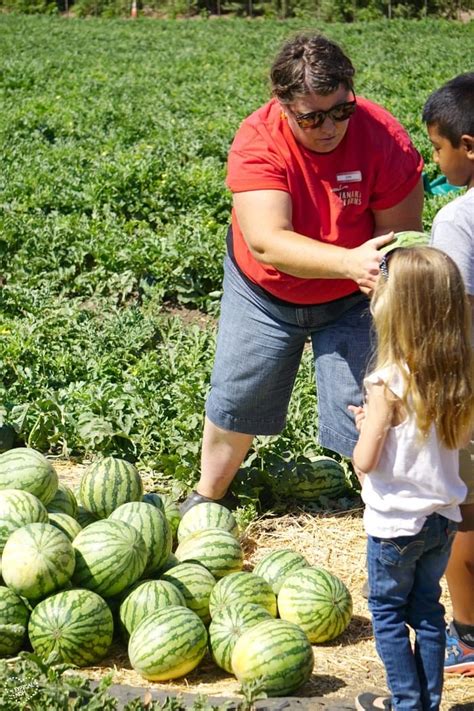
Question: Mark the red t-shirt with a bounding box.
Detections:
[226,97,423,304]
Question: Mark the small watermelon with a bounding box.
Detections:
[119,579,186,638]
[72,519,147,598]
[177,502,239,543]
[79,457,143,519]
[175,528,243,579]
[0,448,58,505]
[231,618,314,696]
[28,588,113,666]
[278,567,353,643]
[209,571,277,619]
[253,549,309,594]
[0,489,49,552]
[209,602,272,672]
[2,523,75,601]
[160,494,181,539]
[109,501,172,575]
[46,483,78,517]
[0,586,30,656]
[161,562,216,624]
[128,606,207,681]
[379,230,430,256]
[48,513,82,541]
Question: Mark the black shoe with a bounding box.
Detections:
[355,693,391,711]
[179,489,239,516]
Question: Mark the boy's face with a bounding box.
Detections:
[427,124,474,188]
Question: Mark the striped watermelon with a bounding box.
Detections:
[0,448,58,505]
[209,571,277,619]
[175,528,243,579]
[0,586,30,656]
[379,230,430,255]
[177,502,239,543]
[271,456,348,502]
[75,505,99,528]
[119,579,186,638]
[209,602,272,672]
[159,493,181,538]
[28,588,113,666]
[128,605,208,681]
[231,618,314,696]
[253,549,309,594]
[48,513,82,541]
[72,519,147,598]
[161,562,216,624]
[46,483,78,517]
[142,492,165,512]
[0,489,48,552]
[2,522,75,601]
[79,457,143,519]
[109,501,172,575]
[156,552,179,575]
[278,567,352,643]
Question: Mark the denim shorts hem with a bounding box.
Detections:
[206,403,286,436]
[318,424,356,459]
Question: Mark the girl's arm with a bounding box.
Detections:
[351,382,395,475]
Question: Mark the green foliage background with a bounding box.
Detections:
[0,16,471,489]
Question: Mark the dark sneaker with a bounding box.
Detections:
[445,621,474,676]
[179,489,239,516]
[355,693,391,711]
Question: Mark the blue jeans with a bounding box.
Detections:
[367,514,457,711]
[205,256,372,457]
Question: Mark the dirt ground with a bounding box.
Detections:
[54,460,474,710]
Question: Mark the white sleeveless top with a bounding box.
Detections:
[361,365,467,538]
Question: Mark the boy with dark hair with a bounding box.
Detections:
[423,72,474,676]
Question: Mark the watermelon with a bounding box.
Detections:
[278,567,353,643]
[177,502,239,543]
[156,552,179,575]
[48,513,82,541]
[46,483,78,517]
[231,618,314,696]
[109,501,172,575]
[142,492,165,512]
[2,522,75,601]
[271,456,348,502]
[209,602,272,672]
[379,230,430,256]
[161,562,216,625]
[175,528,243,579]
[159,493,181,538]
[0,585,30,656]
[209,571,277,619]
[0,489,49,552]
[0,448,58,505]
[79,457,143,519]
[75,505,99,528]
[72,519,147,598]
[253,549,309,594]
[119,579,186,638]
[128,606,208,681]
[28,588,113,666]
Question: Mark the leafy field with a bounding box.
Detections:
[0,16,471,493]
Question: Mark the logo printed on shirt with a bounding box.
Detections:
[332,173,362,207]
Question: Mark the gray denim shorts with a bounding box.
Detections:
[205,256,373,458]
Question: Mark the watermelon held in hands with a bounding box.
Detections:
[379,230,430,256]
[278,567,353,643]
[128,605,208,681]
[0,448,58,506]
[28,588,113,666]
[231,618,314,697]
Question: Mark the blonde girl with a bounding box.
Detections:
[350,246,474,711]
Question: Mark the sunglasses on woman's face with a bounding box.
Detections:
[291,96,357,130]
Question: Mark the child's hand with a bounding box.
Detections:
[348,404,366,432]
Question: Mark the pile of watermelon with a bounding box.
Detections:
[0,447,353,698]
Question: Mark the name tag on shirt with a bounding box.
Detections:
[336,171,362,182]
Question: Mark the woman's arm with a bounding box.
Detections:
[372,179,424,236]
[233,189,394,293]
[351,382,394,475]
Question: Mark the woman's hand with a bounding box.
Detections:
[342,233,395,295]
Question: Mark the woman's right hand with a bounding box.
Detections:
[343,232,395,294]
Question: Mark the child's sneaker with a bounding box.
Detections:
[355,693,391,710]
[445,622,474,675]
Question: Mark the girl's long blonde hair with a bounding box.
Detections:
[370,246,474,449]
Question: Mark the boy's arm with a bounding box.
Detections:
[351,383,394,475]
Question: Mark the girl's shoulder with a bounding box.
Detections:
[364,364,405,399]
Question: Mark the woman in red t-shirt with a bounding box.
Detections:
[181,33,424,517]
